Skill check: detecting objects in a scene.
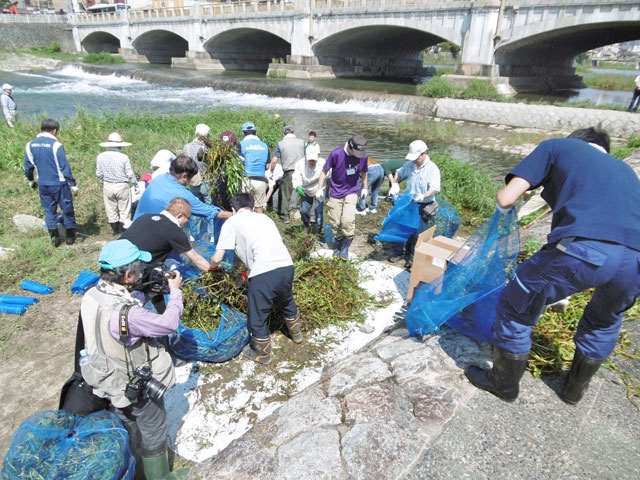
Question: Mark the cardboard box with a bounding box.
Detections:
[406,230,467,302]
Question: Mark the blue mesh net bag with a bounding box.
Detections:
[406,209,520,339]
[168,304,250,363]
[375,193,460,244]
[1,409,135,480]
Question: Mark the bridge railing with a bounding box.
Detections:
[200,1,296,17]
[312,0,483,10]
[0,13,69,24]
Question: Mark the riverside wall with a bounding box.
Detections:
[77,64,640,137]
[0,24,75,51]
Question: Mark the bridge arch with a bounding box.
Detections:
[81,31,121,53]
[496,21,640,91]
[132,30,189,65]
[312,25,456,79]
[204,28,291,72]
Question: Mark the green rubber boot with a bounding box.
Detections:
[142,450,189,480]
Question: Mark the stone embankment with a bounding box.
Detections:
[194,323,640,479]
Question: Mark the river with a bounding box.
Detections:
[1,65,518,176]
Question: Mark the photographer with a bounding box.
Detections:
[122,197,215,313]
[79,239,187,479]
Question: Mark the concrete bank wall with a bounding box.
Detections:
[435,98,640,137]
[0,24,75,52]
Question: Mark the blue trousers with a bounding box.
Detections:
[494,239,640,360]
[247,266,297,338]
[358,164,385,211]
[300,193,323,228]
[39,184,76,230]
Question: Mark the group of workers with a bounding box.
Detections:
[17,109,640,480]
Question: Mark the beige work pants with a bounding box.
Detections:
[327,193,358,238]
[103,182,132,224]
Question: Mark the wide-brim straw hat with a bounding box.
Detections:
[100,132,132,148]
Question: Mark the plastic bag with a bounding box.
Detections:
[406,209,520,338]
[374,193,460,244]
[168,304,250,363]
[1,409,135,480]
[71,270,100,295]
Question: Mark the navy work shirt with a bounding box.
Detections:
[508,138,640,251]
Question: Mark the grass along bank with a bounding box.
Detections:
[6,43,124,65]
[0,109,284,293]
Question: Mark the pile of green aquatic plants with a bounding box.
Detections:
[612,133,640,160]
[181,257,372,334]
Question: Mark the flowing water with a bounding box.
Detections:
[1,65,518,176]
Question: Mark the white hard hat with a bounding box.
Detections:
[150,149,176,168]
[2,83,13,91]
[405,140,429,161]
[195,123,210,137]
[99,132,132,148]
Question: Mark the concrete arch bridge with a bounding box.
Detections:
[73,0,640,92]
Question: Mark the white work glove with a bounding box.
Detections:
[70,185,79,195]
[389,183,400,196]
[315,189,325,202]
[412,193,425,203]
[360,188,368,201]
[496,202,511,214]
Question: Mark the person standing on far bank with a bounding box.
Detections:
[317,135,369,259]
[465,127,640,405]
[24,118,78,247]
[273,125,305,223]
[628,74,640,112]
[1,83,16,128]
[97,132,136,235]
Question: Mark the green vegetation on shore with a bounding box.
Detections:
[582,74,634,91]
[10,43,125,65]
[612,134,640,160]
[0,110,284,292]
[418,77,502,101]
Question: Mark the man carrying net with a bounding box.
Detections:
[465,127,640,405]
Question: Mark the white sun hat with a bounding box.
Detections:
[195,123,210,137]
[405,139,429,161]
[2,83,13,91]
[100,132,132,148]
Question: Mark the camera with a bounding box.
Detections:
[124,365,168,402]
[140,265,177,294]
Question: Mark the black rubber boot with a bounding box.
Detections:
[109,222,120,235]
[242,337,272,365]
[465,347,529,402]
[48,229,62,247]
[65,229,76,245]
[284,313,304,344]
[561,349,603,405]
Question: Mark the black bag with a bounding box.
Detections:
[59,314,109,415]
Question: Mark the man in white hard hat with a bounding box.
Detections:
[96,132,136,235]
[390,139,441,267]
[1,83,17,128]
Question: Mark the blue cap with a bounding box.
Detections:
[98,239,152,270]
[242,121,256,132]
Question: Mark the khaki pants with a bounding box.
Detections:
[103,182,132,224]
[327,193,358,238]
[242,178,268,209]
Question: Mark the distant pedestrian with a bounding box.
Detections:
[96,132,136,235]
[1,83,16,128]
[316,135,369,259]
[273,125,305,223]
[628,74,640,112]
[24,119,78,246]
[239,121,270,213]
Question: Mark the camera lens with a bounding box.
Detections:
[145,377,169,402]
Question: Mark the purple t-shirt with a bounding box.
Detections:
[323,146,368,199]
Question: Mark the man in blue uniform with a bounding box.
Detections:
[465,127,640,405]
[239,121,270,213]
[24,118,78,246]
